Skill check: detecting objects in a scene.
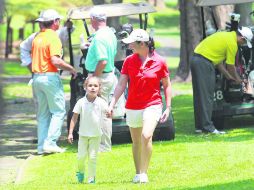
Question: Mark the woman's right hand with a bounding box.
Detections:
[67,133,73,144]
[106,105,114,118]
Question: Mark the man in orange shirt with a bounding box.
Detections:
[31,9,77,154]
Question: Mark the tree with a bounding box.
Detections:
[0,0,5,121]
[175,1,252,82]
[174,0,203,82]
[0,0,4,23]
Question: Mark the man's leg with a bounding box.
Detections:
[191,56,216,132]
[43,75,66,148]
[33,76,51,153]
[98,73,115,152]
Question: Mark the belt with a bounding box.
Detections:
[34,72,59,76]
[193,53,213,63]
[88,71,112,73]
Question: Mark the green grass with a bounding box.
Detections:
[3,83,33,100]
[2,94,254,189]
[2,61,31,76]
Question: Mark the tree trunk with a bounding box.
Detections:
[175,0,203,82]
[213,5,234,29]
[0,0,4,23]
[5,16,11,58]
[148,0,165,9]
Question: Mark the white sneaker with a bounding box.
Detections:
[132,174,140,183]
[43,145,65,153]
[212,129,225,134]
[140,173,148,183]
[195,129,203,133]
[87,177,95,184]
[37,151,44,155]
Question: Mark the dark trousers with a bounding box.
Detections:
[190,54,216,132]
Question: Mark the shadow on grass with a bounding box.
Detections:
[159,179,254,190]
[173,95,254,143]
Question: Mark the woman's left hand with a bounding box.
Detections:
[160,107,171,123]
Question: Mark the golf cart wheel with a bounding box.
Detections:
[67,110,79,140]
[158,112,175,140]
[212,116,225,130]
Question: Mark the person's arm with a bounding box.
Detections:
[160,76,172,123]
[67,112,79,144]
[226,64,242,84]
[108,74,128,116]
[51,55,77,78]
[216,64,235,81]
[93,60,107,76]
[20,33,37,72]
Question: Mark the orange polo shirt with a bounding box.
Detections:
[31,29,62,73]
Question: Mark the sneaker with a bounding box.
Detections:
[43,145,65,153]
[37,151,44,155]
[211,129,225,134]
[88,177,95,184]
[195,129,203,133]
[76,172,84,183]
[132,174,140,183]
[140,173,149,183]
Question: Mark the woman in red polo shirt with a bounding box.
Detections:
[109,29,172,183]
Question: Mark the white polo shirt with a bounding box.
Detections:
[73,96,108,137]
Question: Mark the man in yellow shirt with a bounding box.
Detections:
[191,27,253,134]
[31,9,77,154]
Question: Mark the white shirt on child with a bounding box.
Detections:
[73,96,108,137]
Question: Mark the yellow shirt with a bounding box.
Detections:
[194,31,237,65]
[31,29,62,73]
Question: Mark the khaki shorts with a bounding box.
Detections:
[126,104,162,128]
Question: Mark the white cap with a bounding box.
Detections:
[36,9,63,22]
[238,26,253,48]
[122,29,149,44]
[89,8,106,21]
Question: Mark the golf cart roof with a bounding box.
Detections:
[196,0,254,6]
[67,2,156,20]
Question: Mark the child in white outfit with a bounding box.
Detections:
[68,76,109,184]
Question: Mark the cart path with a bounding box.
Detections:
[0,87,70,185]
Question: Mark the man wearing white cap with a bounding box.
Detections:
[31,9,77,154]
[84,7,117,152]
[191,26,253,134]
[20,20,74,72]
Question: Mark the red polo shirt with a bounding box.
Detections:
[121,51,169,109]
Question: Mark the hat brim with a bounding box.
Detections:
[35,18,43,22]
[122,37,135,44]
[35,15,63,22]
[247,40,252,48]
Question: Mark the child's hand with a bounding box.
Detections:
[106,107,113,118]
[67,133,73,144]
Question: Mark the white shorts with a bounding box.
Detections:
[126,104,162,128]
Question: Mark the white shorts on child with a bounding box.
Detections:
[126,104,162,128]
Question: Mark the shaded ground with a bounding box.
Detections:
[0,74,70,184]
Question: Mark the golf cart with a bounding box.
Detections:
[66,2,175,143]
[196,0,254,129]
